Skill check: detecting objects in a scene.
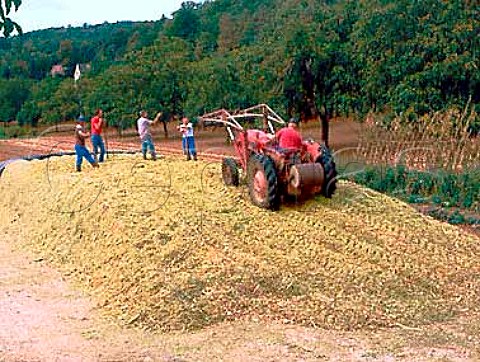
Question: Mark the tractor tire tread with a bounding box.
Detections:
[247,154,280,210]
[317,144,337,198]
[222,157,240,186]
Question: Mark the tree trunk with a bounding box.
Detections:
[319,112,330,148]
[162,120,168,138]
[303,98,330,148]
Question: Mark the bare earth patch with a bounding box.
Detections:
[0,118,360,163]
[0,235,168,361]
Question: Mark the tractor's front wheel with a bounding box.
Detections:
[247,154,280,210]
[222,157,240,186]
[316,144,337,198]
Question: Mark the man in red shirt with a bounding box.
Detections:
[275,117,303,150]
[90,109,106,163]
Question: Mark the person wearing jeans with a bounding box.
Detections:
[75,116,99,172]
[141,134,156,159]
[90,109,106,163]
[136,110,162,160]
[177,117,197,160]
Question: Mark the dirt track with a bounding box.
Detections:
[0,119,361,162]
[0,234,161,361]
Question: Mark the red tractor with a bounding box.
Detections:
[200,104,337,210]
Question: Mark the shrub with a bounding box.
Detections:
[347,164,479,226]
[0,125,30,139]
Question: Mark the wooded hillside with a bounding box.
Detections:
[0,0,478,132]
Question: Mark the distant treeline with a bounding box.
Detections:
[0,0,478,133]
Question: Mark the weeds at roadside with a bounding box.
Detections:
[348,107,480,229]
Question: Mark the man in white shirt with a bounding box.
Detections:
[177,116,197,160]
[137,110,162,160]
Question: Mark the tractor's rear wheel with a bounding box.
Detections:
[316,144,337,198]
[247,154,280,210]
[222,157,240,186]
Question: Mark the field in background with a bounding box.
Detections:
[0,118,359,162]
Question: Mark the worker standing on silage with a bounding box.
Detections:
[177,116,197,161]
[74,115,99,172]
[137,110,162,161]
[90,108,106,163]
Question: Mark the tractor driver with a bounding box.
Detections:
[275,117,303,151]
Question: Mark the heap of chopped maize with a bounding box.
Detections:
[1,155,478,332]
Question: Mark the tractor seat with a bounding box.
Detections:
[277,147,303,164]
[277,147,302,157]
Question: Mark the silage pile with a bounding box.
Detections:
[1,154,479,332]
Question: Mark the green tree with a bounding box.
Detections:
[17,99,40,126]
[40,80,80,123]
[351,0,480,119]
[82,64,143,132]
[166,1,201,43]
[0,77,30,121]
[17,77,62,125]
[281,2,359,146]
[0,0,22,37]
[1,0,479,134]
